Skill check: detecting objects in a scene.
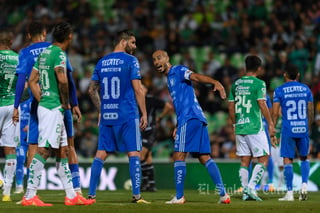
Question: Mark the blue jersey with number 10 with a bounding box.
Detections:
[92,52,141,125]
[273,81,313,138]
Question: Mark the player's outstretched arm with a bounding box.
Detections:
[190,72,226,99]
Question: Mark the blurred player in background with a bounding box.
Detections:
[273,63,314,201]
[0,28,19,202]
[258,94,275,192]
[140,85,173,192]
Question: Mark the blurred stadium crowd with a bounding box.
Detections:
[2,0,320,159]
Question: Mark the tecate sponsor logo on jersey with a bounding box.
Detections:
[103,113,118,119]
[292,127,306,133]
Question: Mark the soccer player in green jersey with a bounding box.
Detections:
[22,22,94,206]
[0,28,19,202]
[228,55,276,201]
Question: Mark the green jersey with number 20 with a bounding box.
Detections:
[0,50,18,106]
[229,76,267,135]
[33,45,67,110]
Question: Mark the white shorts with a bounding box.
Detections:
[37,106,67,149]
[236,131,270,157]
[271,145,283,167]
[0,105,19,147]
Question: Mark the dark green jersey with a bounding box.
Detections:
[33,45,67,110]
[0,50,18,106]
[229,76,267,134]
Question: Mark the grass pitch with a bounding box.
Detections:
[2,189,319,213]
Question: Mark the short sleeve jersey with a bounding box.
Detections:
[33,45,67,110]
[16,42,50,78]
[273,81,313,137]
[0,50,18,106]
[92,52,141,125]
[228,76,266,134]
[166,65,207,126]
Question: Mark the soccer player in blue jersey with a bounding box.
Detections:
[272,63,314,201]
[64,59,83,194]
[260,94,275,192]
[22,21,93,206]
[152,50,230,204]
[12,21,50,172]
[15,98,31,194]
[12,21,82,194]
[87,30,149,203]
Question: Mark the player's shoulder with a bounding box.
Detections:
[0,49,18,57]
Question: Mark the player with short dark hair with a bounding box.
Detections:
[12,20,83,195]
[228,55,275,201]
[22,21,94,206]
[272,63,314,201]
[87,29,149,204]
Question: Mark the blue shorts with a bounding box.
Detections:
[27,108,39,145]
[64,109,74,138]
[175,119,211,154]
[98,118,142,152]
[280,134,309,158]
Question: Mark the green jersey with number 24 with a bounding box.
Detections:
[229,76,267,135]
[33,45,67,110]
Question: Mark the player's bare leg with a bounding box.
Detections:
[67,137,81,194]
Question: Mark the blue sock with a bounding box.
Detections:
[284,164,293,191]
[16,153,25,185]
[26,168,29,181]
[300,160,310,183]
[129,156,141,196]
[174,161,186,199]
[205,159,226,196]
[267,156,274,184]
[89,157,104,196]
[69,164,81,189]
[248,161,253,177]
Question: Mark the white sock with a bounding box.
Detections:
[56,159,76,199]
[249,163,265,190]
[239,167,249,188]
[3,157,16,196]
[26,155,45,199]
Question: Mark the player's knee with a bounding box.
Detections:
[38,148,51,159]
[300,156,308,161]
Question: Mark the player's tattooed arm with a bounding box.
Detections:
[308,101,314,129]
[88,80,101,113]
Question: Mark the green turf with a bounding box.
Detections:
[2,189,319,213]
